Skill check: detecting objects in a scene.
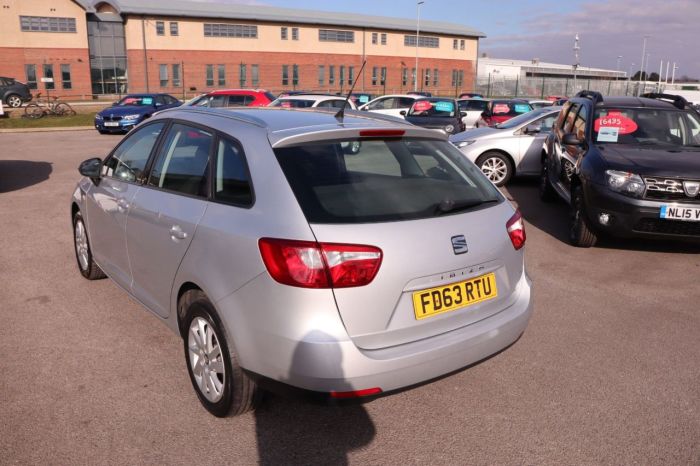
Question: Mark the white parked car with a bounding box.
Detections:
[450,106,561,186]
[269,94,357,110]
[358,94,418,118]
[457,98,489,129]
[526,99,554,109]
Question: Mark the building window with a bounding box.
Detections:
[319,29,354,43]
[402,67,407,87]
[381,67,387,86]
[170,22,178,36]
[251,64,259,87]
[42,64,54,90]
[25,64,37,90]
[206,64,214,86]
[453,39,458,50]
[424,69,430,87]
[204,23,258,38]
[348,66,354,85]
[281,27,288,40]
[339,66,345,87]
[87,19,128,95]
[381,33,387,45]
[239,64,247,87]
[412,68,416,86]
[292,27,299,40]
[60,64,72,89]
[372,32,378,45]
[372,67,378,86]
[451,69,464,87]
[329,65,335,85]
[159,64,168,87]
[172,64,181,87]
[282,65,289,86]
[433,68,439,87]
[292,64,299,86]
[156,21,165,36]
[318,65,325,86]
[218,64,226,86]
[19,16,76,33]
[460,39,465,50]
[404,35,439,48]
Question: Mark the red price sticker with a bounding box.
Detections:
[594,111,638,134]
[492,104,510,114]
[413,100,432,112]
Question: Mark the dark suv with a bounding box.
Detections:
[540,91,700,247]
[0,77,32,108]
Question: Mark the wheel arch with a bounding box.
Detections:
[176,281,203,337]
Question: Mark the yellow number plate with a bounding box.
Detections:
[412,273,498,320]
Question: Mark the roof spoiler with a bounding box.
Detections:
[641,93,689,110]
[575,90,604,105]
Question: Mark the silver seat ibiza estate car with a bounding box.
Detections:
[71,106,533,417]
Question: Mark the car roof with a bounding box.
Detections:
[277,95,346,101]
[121,93,172,98]
[154,106,446,147]
[457,98,489,102]
[370,94,418,99]
[585,96,681,110]
[209,89,266,95]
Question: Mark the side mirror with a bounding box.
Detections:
[524,123,542,135]
[400,110,407,116]
[79,157,102,180]
[111,101,118,106]
[562,133,583,146]
[460,111,467,118]
[360,107,369,111]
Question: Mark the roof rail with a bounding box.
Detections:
[575,90,604,105]
[641,93,689,110]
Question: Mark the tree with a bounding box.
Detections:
[631,71,660,81]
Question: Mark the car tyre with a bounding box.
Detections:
[6,94,23,108]
[539,159,556,202]
[181,290,261,417]
[476,152,513,187]
[569,185,597,248]
[73,211,107,280]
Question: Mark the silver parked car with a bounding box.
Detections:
[71,106,533,417]
[450,106,561,186]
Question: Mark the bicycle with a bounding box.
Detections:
[24,93,77,119]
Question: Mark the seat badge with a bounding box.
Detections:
[451,235,468,255]
[683,181,700,198]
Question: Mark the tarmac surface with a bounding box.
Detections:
[1,130,698,465]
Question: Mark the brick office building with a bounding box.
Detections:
[0,0,484,99]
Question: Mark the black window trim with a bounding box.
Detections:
[210,133,256,209]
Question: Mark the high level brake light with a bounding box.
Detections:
[506,210,526,250]
[259,238,383,288]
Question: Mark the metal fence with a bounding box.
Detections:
[470,75,668,99]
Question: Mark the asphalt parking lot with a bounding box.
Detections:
[1,130,699,465]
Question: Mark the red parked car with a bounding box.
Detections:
[475,99,533,127]
[186,89,276,108]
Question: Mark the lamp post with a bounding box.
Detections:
[615,55,622,80]
[414,1,424,92]
[671,63,678,85]
[637,35,649,96]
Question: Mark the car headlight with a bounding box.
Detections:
[122,114,141,121]
[95,114,103,120]
[453,140,476,148]
[605,170,645,197]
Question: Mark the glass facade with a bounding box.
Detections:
[87,18,127,94]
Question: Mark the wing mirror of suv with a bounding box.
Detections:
[562,133,583,146]
[524,123,542,135]
[400,110,407,116]
[79,157,102,180]
[460,111,467,118]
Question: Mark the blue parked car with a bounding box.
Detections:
[95,93,181,134]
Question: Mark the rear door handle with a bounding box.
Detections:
[169,225,188,241]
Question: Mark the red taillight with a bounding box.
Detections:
[506,210,526,250]
[330,387,382,399]
[258,238,382,288]
[358,129,405,137]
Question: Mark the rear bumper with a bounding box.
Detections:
[219,270,533,394]
[585,183,700,241]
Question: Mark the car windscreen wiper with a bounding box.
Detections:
[434,198,499,215]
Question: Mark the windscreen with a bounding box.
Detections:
[116,96,155,106]
[274,138,502,224]
[269,99,315,108]
[408,99,457,117]
[592,108,700,147]
[490,101,532,116]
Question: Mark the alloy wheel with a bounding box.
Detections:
[188,316,226,403]
[7,95,22,108]
[480,157,508,184]
[74,219,89,271]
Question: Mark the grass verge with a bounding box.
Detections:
[0,112,96,129]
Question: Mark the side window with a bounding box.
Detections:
[148,123,213,198]
[563,103,580,133]
[214,137,253,206]
[243,95,254,105]
[154,95,166,106]
[209,95,227,108]
[227,95,247,107]
[536,114,558,133]
[398,97,415,108]
[369,98,393,110]
[573,105,588,140]
[555,102,572,131]
[165,96,178,105]
[102,122,165,182]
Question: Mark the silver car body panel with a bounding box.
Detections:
[72,106,533,394]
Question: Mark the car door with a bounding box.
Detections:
[125,122,213,318]
[549,102,580,196]
[84,121,166,289]
[518,112,558,174]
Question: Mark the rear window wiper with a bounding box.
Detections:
[434,198,499,215]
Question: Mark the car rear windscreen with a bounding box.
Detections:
[491,101,532,116]
[269,99,315,108]
[274,138,502,224]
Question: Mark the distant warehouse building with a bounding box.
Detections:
[478,57,626,81]
[0,0,485,98]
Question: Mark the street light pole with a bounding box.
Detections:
[415,1,424,92]
[637,35,649,96]
[616,55,622,80]
[671,63,678,85]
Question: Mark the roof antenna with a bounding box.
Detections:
[335,60,367,123]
